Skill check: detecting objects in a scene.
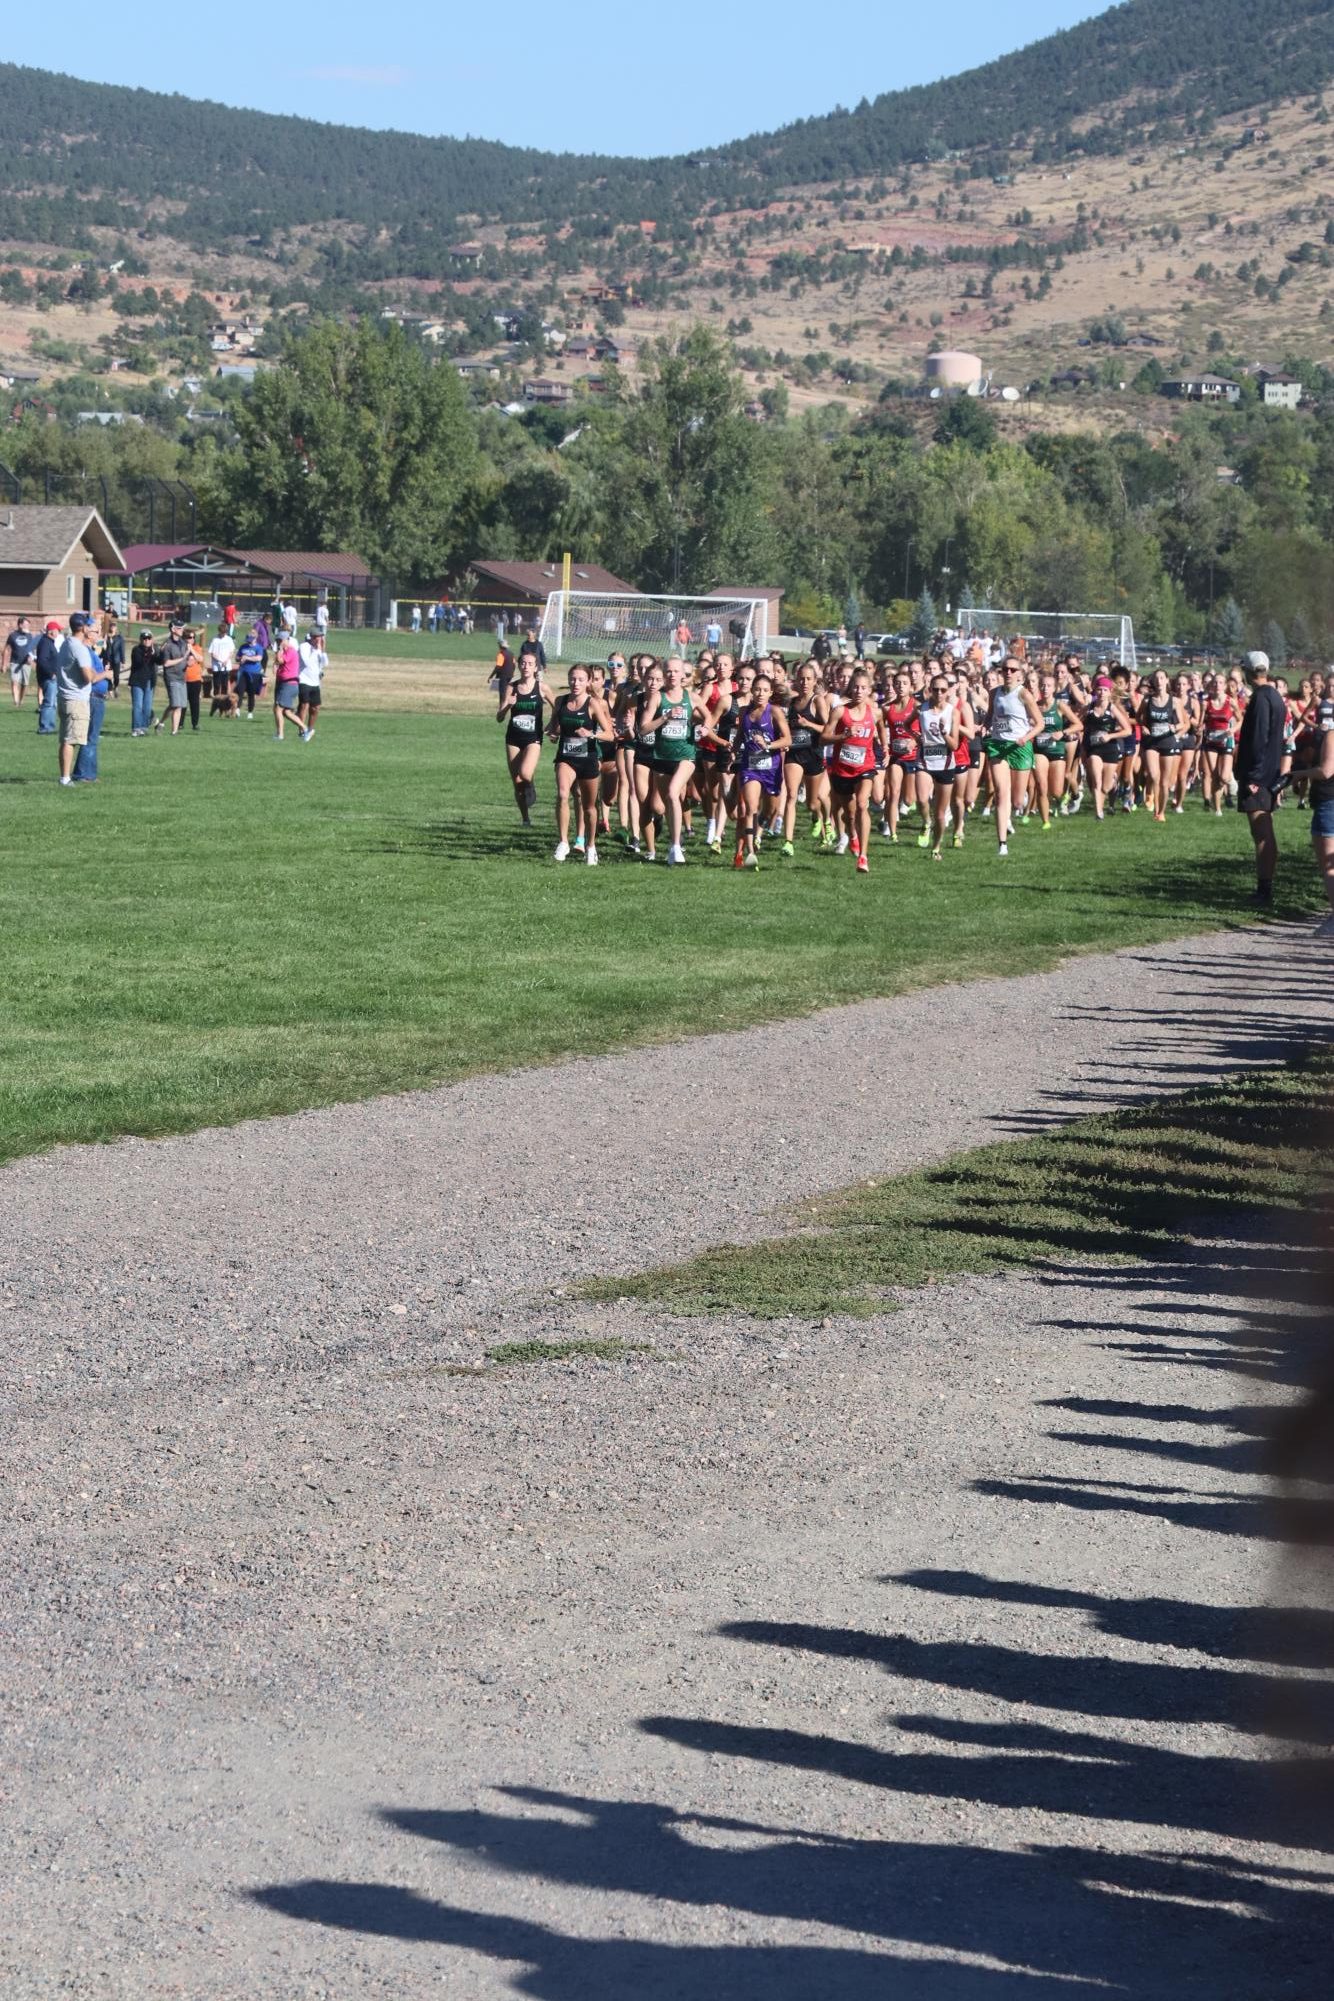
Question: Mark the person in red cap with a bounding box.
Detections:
[35,620,63,733]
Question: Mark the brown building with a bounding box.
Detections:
[0,505,124,620]
[465,559,639,610]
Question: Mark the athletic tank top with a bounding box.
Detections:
[833,704,877,777]
[990,688,1028,742]
[1146,697,1175,737]
[1203,699,1233,741]
[655,690,696,761]
[919,701,953,769]
[508,684,543,734]
[1086,702,1120,747]
[1035,700,1065,752]
[887,698,921,759]
[557,696,598,762]
[788,698,821,752]
[739,703,779,772]
[1312,724,1334,805]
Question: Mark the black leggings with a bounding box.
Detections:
[187,683,201,730]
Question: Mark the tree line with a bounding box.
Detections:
[7,318,1334,651]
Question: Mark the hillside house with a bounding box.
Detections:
[524,379,573,405]
[1160,374,1239,405]
[1258,370,1302,409]
[0,505,124,620]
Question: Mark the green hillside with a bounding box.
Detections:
[2,0,1332,267]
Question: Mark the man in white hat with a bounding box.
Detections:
[1234,650,1287,906]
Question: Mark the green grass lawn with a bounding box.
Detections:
[580,1052,1334,1319]
[0,701,1324,1164]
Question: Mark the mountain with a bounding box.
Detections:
[3,0,1333,260]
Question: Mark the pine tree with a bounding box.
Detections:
[910,586,939,648]
[1210,596,1245,657]
[1262,618,1288,668]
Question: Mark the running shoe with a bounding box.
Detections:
[1059,798,1070,817]
[733,849,745,870]
[835,834,850,855]
[916,832,930,849]
[781,840,794,857]
[573,834,586,852]
[981,804,993,819]
[1040,820,1053,833]
[822,830,837,849]
[879,819,891,838]
[855,855,869,874]
[997,842,1008,857]
[669,843,685,865]
[1067,792,1083,815]
[931,849,942,861]
[952,832,964,849]
[850,833,861,857]
[744,853,759,870]
[1017,812,1031,825]
[707,838,722,854]
[300,728,314,742]
[553,841,570,862]
[809,822,823,843]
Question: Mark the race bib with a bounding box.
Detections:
[560,736,588,758]
[662,718,687,741]
[838,741,865,767]
[790,726,811,749]
[513,713,535,732]
[891,734,917,757]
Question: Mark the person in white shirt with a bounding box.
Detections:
[208,627,237,716]
[283,601,299,637]
[704,617,723,649]
[297,630,327,741]
[314,598,329,636]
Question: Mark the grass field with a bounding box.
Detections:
[0,686,1324,1165]
[580,1052,1334,1319]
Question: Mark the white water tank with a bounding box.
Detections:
[925,349,983,390]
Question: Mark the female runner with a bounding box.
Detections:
[549,664,613,865]
[497,652,555,824]
[824,666,884,874]
[632,659,665,861]
[918,669,962,859]
[1081,677,1134,821]
[782,660,831,853]
[1171,671,1200,813]
[1200,672,1239,816]
[884,667,925,844]
[983,657,1043,856]
[1032,669,1082,829]
[697,657,736,853]
[732,669,791,869]
[1138,669,1189,823]
[637,655,711,865]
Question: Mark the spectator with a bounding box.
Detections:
[518,625,546,670]
[155,619,188,735]
[314,597,329,637]
[427,599,441,634]
[854,623,867,660]
[72,634,110,783]
[222,599,238,636]
[704,615,723,650]
[1235,650,1287,905]
[410,602,422,633]
[35,619,62,734]
[491,641,516,698]
[272,632,302,739]
[493,612,507,646]
[55,613,94,785]
[235,625,266,718]
[282,600,298,637]
[129,627,157,735]
[297,629,326,740]
[103,616,124,699]
[208,624,237,716]
[4,614,35,709]
[183,628,205,730]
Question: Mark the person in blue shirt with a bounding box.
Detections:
[235,626,267,717]
[72,637,111,782]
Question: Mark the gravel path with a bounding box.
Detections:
[4,923,1332,1997]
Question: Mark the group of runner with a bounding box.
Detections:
[495,639,1334,918]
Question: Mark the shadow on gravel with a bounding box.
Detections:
[251,1789,1326,1997]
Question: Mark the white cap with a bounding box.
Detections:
[1245,649,1270,672]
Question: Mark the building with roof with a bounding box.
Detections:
[1160,374,1239,404]
[115,543,382,625]
[1258,369,1303,409]
[464,559,639,611]
[0,504,124,620]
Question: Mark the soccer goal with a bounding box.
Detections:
[959,608,1137,671]
[539,591,768,662]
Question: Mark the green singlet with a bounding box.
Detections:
[654,690,697,764]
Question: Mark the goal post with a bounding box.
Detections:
[538,591,768,662]
[959,608,1137,671]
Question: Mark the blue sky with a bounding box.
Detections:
[10,0,1104,155]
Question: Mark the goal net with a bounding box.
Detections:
[539,591,768,661]
[959,608,1137,671]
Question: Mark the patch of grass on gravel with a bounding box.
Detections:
[485,1337,650,1367]
[580,1051,1334,1320]
[0,708,1323,1165]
